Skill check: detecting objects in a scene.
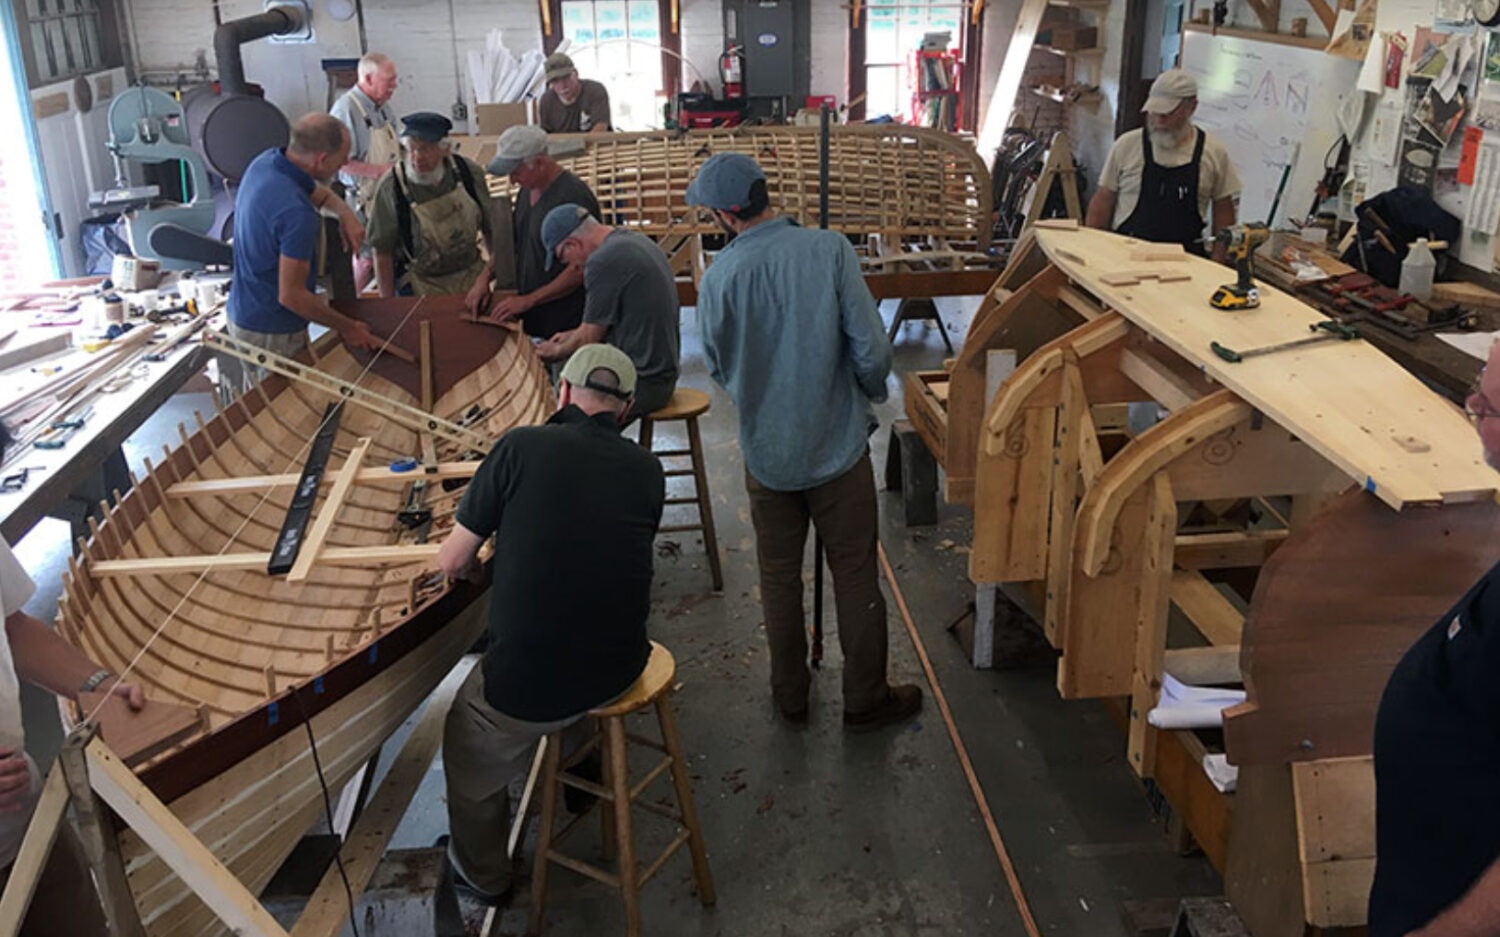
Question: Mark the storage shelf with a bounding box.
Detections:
[1034,42,1103,57]
[1047,0,1110,8]
[1029,86,1101,105]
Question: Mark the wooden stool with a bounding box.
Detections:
[637,388,723,591]
[530,642,716,936]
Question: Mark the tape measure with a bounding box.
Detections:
[389,457,419,473]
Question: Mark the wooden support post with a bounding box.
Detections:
[1043,353,1086,645]
[56,730,147,937]
[0,767,69,937]
[288,437,374,582]
[1127,473,1178,778]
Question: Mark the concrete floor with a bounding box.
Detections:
[13,297,1220,936]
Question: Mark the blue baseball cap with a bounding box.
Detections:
[686,153,766,212]
[541,203,591,269]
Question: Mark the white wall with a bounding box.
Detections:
[1069,0,1126,185]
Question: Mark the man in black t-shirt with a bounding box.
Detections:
[1370,339,1500,937]
[437,343,664,903]
[485,126,602,338]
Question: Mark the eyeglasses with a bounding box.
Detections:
[1465,369,1500,422]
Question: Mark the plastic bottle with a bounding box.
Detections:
[1399,237,1435,302]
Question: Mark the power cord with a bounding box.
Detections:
[290,686,362,937]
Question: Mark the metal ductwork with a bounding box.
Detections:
[213,7,305,96]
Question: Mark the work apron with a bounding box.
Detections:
[1116,128,1208,255]
[394,161,487,296]
[348,94,400,216]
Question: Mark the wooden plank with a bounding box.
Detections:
[1163,645,1241,684]
[1127,474,1178,777]
[90,542,443,577]
[288,437,373,583]
[289,657,475,937]
[970,407,1056,584]
[165,461,483,497]
[1174,530,1287,569]
[1169,570,1244,646]
[84,738,292,937]
[1118,347,1213,411]
[1043,354,1087,644]
[1150,720,1232,873]
[1291,756,1374,863]
[0,766,68,937]
[58,735,146,937]
[80,692,203,768]
[1302,857,1376,928]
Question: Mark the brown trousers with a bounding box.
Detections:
[0,825,107,936]
[745,452,889,714]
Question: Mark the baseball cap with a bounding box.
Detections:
[487,125,549,175]
[541,203,591,269]
[1142,69,1197,114]
[685,153,767,212]
[400,111,452,143]
[560,343,636,399]
[545,52,576,84]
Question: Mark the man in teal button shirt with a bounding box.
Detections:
[689,153,922,732]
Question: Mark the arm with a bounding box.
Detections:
[695,281,728,388]
[8,610,141,705]
[438,523,486,585]
[1406,856,1500,937]
[374,251,398,299]
[343,159,392,180]
[492,262,586,321]
[535,321,606,362]
[309,184,364,255]
[1211,196,1236,264]
[835,238,891,402]
[278,255,380,349]
[1085,187,1117,230]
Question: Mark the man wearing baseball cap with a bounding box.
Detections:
[1085,68,1240,260]
[438,342,664,904]
[537,52,612,134]
[533,203,680,421]
[687,152,923,732]
[485,125,601,338]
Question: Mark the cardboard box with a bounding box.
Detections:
[475,102,530,136]
[1038,25,1097,50]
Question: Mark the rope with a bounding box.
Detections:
[83,296,430,726]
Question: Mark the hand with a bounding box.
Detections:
[336,207,365,256]
[107,679,145,711]
[0,750,30,813]
[490,293,534,323]
[458,559,486,585]
[341,321,381,352]
[464,280,492,317]
[536,337,565,362]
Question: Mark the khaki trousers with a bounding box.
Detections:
[218,322,309,402]
[745,452,889,714]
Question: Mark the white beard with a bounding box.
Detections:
[1149,126,1190,151]
[405,158,445,187]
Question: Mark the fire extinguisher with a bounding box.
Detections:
[720,44,744,99]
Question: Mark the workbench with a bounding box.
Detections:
[0,331,207,545]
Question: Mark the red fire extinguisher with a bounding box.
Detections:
[720,44,744,98]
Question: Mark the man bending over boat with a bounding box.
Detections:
[436,344,664,903]
[0,429,144,934]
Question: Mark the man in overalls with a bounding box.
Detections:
[366,112,494,306]
[1085,69,1240,261]
[330,52,400,291]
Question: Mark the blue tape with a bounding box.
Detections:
[368,645,378,665]
[313,676,324,695]
[1364,476,1376,493]
[268,701,279,727]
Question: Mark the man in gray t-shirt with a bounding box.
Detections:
[534,204,679,420]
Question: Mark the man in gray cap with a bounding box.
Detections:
[1085,68,1240,260]
[687,153,922,732]
[537,52,612,134]
[438,342,663,904]
[366,111,493,305]
[534,203,679,421]
[485,125,601,338]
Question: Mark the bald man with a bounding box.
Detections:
[225,114,379,393]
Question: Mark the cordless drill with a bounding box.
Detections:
[1209,222,1270,311]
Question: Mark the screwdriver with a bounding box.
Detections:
[1211,321,1361,363]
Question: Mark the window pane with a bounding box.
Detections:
[561,2,593,42]
[627,0,659,42]
[62,16,84,72]
[866,64,901,120]
[867,7,900,64]
[83,14,101,65]
[595,1,627,42]
[45,20,67,78]
[30,23,52,80]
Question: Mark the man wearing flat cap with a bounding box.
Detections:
[537,52,612,134]
[1086,68,1240,260]
[485,125,601,339]
[366,111,494,307]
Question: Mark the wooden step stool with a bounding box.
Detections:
[638,388,723,591]
[530,642,716,936]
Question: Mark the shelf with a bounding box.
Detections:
[1029,86,1101,105]
[1033,42,1103,57]
[1047,0,1110,7]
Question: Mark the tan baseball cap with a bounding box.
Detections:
[1142,69,1198,114]
[545,52,576,83]
[560,344,636,398]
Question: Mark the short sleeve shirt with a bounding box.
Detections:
[455,406,664,721]
[582,230,681,385]
[513,171,600,338]
[365,157,493,258]
[227,148,320,335]
[1099,127,1242,228]
[330,86,395,194]
[538,80,612,133]
[0,537,39,868]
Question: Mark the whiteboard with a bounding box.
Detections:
[1181,31,1361,226]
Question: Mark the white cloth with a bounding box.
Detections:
[1099,127,1243,229]
[0,537,39,868]
[1145,673,1246,730]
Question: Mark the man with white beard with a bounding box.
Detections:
[367,112,494,306]
[1085,69,1239,262]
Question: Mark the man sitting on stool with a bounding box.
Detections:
[438,344,665,903]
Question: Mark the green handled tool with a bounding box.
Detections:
[1211,321,1361,364]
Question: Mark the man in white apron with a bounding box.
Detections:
[367,112,494,305]
[330,52,400,290]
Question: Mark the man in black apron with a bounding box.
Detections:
[1085,69,1240,262]
[1368,344,1500,937]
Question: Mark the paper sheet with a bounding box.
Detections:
[1371,99,1404,165]
[1202,754,1239,794]
[1358,35,1385,93]
[1463,141,1500,235]
[1145,675,1247,731]
[1438,329,1500,360]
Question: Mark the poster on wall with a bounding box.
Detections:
[1399,136,1441,189]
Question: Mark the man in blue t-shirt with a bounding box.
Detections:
[226,114,379,391]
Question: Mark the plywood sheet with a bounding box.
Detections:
[1034,227,1500,508]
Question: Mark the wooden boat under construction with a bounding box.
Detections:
[51,296,553,937]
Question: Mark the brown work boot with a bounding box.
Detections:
[843,684,923,732]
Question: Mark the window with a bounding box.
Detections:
[864,0,965,122]
[11,0,122,88]
[560,0,665,131]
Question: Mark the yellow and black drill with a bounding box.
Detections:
[1209,222,1269,311]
